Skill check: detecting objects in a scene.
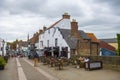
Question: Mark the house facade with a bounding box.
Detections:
[0,38,7,56]
[38,13,100,58]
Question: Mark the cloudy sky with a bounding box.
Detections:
[0,0,120,42]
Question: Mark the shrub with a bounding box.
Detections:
[0,56,6,66]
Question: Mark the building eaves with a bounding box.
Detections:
[86,33,99,43]
[99,38,117,43]
[47,18,63,30]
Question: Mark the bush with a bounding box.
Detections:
[0,56,6,66]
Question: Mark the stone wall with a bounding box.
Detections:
[89,56,120,65]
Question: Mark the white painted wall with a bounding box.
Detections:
[35,42,39,49]
[0,38,7,56]
[0,38,2,55]
[39,19,71,58]
[21,47,28,51]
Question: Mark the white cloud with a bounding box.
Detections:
[0,0,120,42]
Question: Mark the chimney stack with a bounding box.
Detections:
[36,32,38,35]
[43,26,47,31]
[62,12,70,19]
[71,19,78,38]
[39,29,43,34]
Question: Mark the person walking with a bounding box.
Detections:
[34,51,39,67]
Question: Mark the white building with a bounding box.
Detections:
[39,13,72,58]
[0,38,7,56]
[15,40,29,57]
[39,13,100,58]
[38,13,91,58]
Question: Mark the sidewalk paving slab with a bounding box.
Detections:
[24,58,120,80]
[0,58,18,80]
[19,58,48,80]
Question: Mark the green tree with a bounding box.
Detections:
[117,34,120,56]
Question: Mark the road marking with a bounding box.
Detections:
[16,58,21,67]
[16,58,27,80]
[23,58,59,80]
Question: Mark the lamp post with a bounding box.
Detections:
[2,40,5,56]
[28,44,30,55]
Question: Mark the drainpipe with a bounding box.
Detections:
[89,39,92,56]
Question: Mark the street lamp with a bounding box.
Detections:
[2,40,5,56]
[27,41,31,57]
[28,44,30,55]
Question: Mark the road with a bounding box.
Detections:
[0,57,120,80]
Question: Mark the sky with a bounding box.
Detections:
[0,0,120,42]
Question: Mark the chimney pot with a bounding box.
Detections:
[39,29,43,34]
[72,19,76,22]
[62,12,70,19]
[43,26,47,31]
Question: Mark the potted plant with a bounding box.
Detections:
[0,56,6,70]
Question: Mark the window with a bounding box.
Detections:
[55,38,58,47]
[48,29,50,34]
[47,40,49,47]
[40,41,43,47]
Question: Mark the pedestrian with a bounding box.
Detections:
[84,57,90,70]
[34,51,39,67]
[84,57,90,63]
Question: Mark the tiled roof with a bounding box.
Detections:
[59,28,77,49]
[59,28,91,49]
[100,41,116,52]
[78,31,90,40]
[99,38,117,43]
[29,18,63,44]
[86,33,99,43]
[29,33,39,44]
[19,41,28,47]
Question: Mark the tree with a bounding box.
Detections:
[117,34,120,56]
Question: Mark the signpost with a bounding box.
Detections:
[85,61,103,70]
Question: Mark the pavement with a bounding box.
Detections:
[0,57,120,80]
[0,58,18,80]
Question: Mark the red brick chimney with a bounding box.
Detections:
[62,13,70,19]
[71,19,79,38]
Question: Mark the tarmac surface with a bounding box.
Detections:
[0,57,120,80]
[0,58,18,80]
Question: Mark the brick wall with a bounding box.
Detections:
[91,43,99,55]
[77,41,90,55]
[71,19,79,38]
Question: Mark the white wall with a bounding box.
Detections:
[0,38,2,55]
[35,42,39,49]
[39,19,71,58]
[0,38,7,56]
